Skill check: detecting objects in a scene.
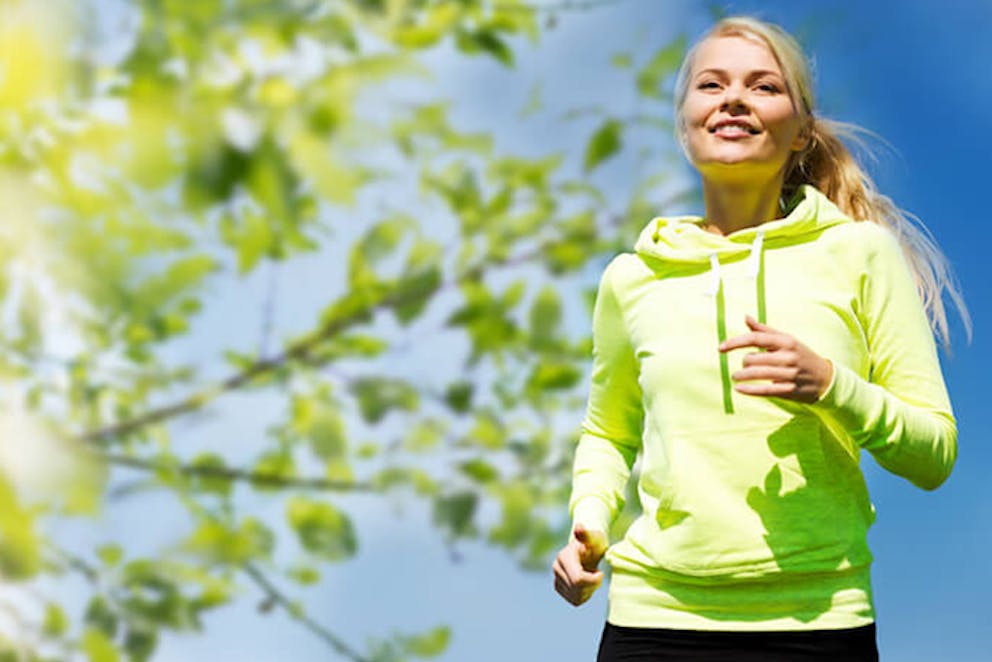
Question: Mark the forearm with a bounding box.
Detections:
[811,360,957,490]
[569,431,638,535]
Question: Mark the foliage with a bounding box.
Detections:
[0,0,692,659]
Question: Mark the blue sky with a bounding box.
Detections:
[80,1,992,660]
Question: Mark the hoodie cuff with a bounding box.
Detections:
[809,360,867,444]
[571,496,612,540]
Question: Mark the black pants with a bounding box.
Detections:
[597,622,879,661]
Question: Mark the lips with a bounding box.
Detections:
[709,120,759,135]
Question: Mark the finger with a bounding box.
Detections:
[734,382,798,397]
[552,556,565,581]
[745,315,780,333]
[719,331,783,352]
[741,351,795,367]
[560,547,587,585]
[554,576,577,605]
[732,366,800,383]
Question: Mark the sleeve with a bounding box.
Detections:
[810,224,957,490]
[568,257,644,536]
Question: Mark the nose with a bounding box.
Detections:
[721,84,749,113]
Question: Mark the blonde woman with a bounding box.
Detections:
[552,16,967,661]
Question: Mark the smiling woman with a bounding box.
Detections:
[551,14,969,662]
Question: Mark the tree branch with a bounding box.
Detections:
[75,172,670,447]
[241,561,371,662]
[103,452,376,492]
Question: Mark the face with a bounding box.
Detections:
[680,35,808,181]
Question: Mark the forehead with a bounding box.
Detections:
[691,35,783,76]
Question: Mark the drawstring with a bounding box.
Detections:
[749,229,767,324]
[710,230,767,415]
[708,253,734,414]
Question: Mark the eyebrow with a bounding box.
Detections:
[694,68,784,80]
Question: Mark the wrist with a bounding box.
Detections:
[816,358,835,401]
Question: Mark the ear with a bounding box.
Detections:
[791,120,813,152]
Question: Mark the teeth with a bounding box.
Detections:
[715,125,753,134]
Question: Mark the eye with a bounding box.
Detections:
[756,82,780,93]
[697,81,720,90]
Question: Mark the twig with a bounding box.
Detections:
[102,452,376,492]
[241,562,371,662]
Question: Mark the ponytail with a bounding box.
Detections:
[785,117,971,348]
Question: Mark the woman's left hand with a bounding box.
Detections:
[719,315,834,404]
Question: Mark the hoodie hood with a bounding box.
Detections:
[634,185,853,264]
[632,185,854,415]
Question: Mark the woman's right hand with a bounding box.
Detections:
[552,524,609,606]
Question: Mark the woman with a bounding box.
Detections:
[552,16,968,662]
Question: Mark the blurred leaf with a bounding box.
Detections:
[636,35,687,99]
[583,119,622,173]
[42,602,68,637]
[488,482,533,547]
[84,596,118,639]
[455,28,514,66]
[187,453,232,497]
[432,491,477,540]
[0,476,40,579]
[401,625,451,658]
[529,286,562,348]
[183,518,274,565]
[443,382,473,413]
[123,626,157,662]
[286,498,357,561]
[82,628,120,662]
[394,3,462,49]
[458,459,499,484]
[350,378,419,424]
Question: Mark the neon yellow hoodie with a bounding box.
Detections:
[569,185,956,630]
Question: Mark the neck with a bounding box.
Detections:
[699,176,786,236]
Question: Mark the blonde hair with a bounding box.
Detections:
[673,16,971,348]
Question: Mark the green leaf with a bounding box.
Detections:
[636,35,687,99]
[488,482,533,547]
[464,411,505,449]
[82,628,120,662]
[402,418,445,453]
[42,602,68,637]
[183,518,274,564]
[124,626,158,662]
[291,394,348,460]
[84,596,118,638]
[526,361,581,393]
[458,459,499,484]
[401,625,451,658]
[286,498,357,561]
[529,286,562,347]
[432,491,478,539]
[443,381,473,413]
[0,475,40,579]
[288,565,322,586]
[188,453,233,497]
[455,28,514,67]
[394,3,461,49]
[350,377,419,423]
[583,119,622,173]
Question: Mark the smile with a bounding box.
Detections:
[710,124,759,137]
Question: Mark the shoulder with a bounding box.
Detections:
[821,220,905,266]
[599,252,648,290]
